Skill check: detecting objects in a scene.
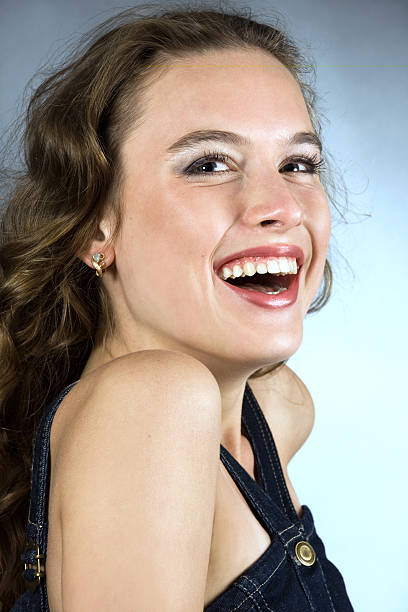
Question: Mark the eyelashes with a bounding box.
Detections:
[280,152,326,175]
[183,151,229,176]
[182,149,326,178]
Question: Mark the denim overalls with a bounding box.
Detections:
[11,380,354,611]
[204,384,354,611]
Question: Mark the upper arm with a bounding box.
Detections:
[248,364,315,466]
[53,350,222,611]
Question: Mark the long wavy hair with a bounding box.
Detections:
[0,2,343,606]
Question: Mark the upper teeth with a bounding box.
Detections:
[218,256,298,280]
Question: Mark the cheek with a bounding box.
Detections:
[303,191,331,300]
[319,200,331,253]
[117,190,218,285]
[307,190,331,255]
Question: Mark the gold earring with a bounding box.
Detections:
[91,252,106,277]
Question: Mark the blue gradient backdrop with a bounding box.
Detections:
[1,1,407,610]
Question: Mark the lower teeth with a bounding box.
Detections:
[239,283,288,295]
[265,288,287,295]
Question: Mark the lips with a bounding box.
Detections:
[212,243,305,309]
[213,243,305,274]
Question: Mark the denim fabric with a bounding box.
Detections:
[10,381,354,611]
[10,381,79,612]
[204,385,355,611]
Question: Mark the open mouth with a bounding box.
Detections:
[223,270,297,295]
[213,249,304,307]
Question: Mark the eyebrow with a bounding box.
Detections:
[166,129,322,155]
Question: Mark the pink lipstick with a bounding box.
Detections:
[213,243,304,310]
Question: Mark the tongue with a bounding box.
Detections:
[240,283,288,295]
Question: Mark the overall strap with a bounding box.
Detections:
[21,380,80,599]
[219,444,314,549]
[219,443,345,611]
[242,382,300,523]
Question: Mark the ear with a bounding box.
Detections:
[77,218,116,273]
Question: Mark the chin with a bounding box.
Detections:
[262,323,303,364]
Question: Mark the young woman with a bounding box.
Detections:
[1,4,354,610]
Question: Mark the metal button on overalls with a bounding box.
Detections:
[295,540,316,566]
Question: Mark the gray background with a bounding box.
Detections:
[1,1,407,610]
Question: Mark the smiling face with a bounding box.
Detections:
[102,47,331,377]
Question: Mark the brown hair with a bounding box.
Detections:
[0,2,342,605]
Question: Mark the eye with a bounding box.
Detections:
[181,150,325,178]
[280,154,325,175]
[183,151,231,176]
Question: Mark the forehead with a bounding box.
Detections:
[125,47,313,149]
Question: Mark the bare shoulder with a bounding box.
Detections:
[51,349,221,460]
[247,364,315,466]
[273,363,315,408]
[48,350,222,610]
[81,348,221,402]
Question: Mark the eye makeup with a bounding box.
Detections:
[178,149,325,179]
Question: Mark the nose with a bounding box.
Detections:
[241,173,303,231]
